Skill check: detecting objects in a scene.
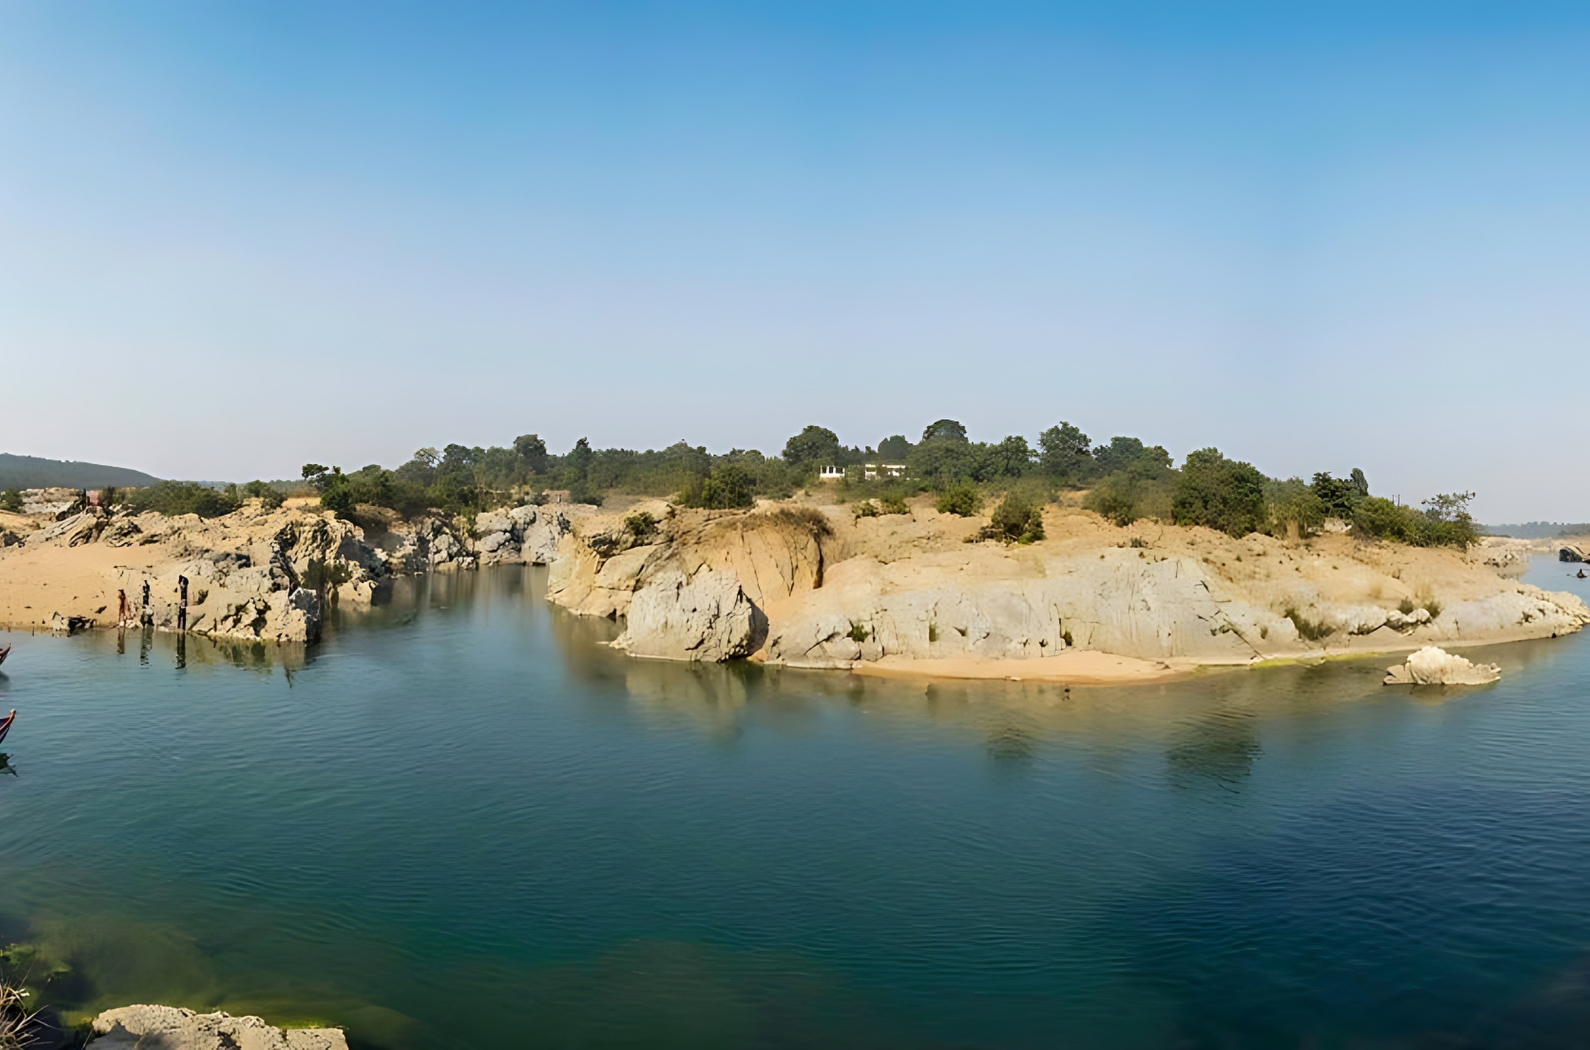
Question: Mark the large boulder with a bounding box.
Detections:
[89,1005,347,1049]
[1384,646,1501,686]
[614,569,768,661]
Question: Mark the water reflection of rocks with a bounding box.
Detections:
[95,625,313,674]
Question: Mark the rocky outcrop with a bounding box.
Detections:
[26,510,104,547]
[20,487,80,518]
[1473,537,1534,576]
[759,549,1272,668]
[89,1005,347,1049]
[546,499,1590,674]
[469,504,573,566]
[376,515,475,572]
[545,503,828,646]
[1561,544,1588,563]
[1384,646,1502,685]
[615,568,768,661]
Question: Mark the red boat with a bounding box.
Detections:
[0,710,13,746]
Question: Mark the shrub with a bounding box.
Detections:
[853,500,880,519]
[1265,477,1325,538]
[1352,496,1416,543]
[242,479,284,509]
[679,463,754,510]
[0,490,21,513]
[982,492,1045,544]
[1311,471,1365,519]
[1083,474,1140,526]
[1285,607,1334,641]
[129,481,239,519]
[1173,448,1266,537]
[566,483,604,507]
[936,484,982,517]
[1353,493,1477,549]
[880,494,909,515]
[767,505,834,538]
[624,511,658,541]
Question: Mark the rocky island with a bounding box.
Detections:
[2,485,1583,684]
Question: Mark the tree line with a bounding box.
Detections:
[102,417,1478,548]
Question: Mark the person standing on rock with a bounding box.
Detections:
[177,575,189,632]
[141,579,153,627]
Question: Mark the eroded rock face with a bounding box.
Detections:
[468,504,573,566]
[760,551,1268,668]
[90,1005,348,1049]
[615,568,767,662]
[543,501,1590,669]
[1384,646,1502,685]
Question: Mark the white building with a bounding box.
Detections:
[818,466,846,481]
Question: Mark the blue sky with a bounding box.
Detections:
[2,2,1587,520]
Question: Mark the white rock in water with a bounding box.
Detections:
[90,1005,347,1049]
[615,568,767,662]
[1384,645,1501,686]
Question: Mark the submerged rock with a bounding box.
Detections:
[89,1005,347,1049]
[1384,646,1502,686]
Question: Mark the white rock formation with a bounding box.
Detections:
[89,1005,347,1049]
[614,568,767,661]
[1384,646,1502,685]
[469,504,573,566]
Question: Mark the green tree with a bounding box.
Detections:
[679,463,756,509]
[1037,422,1093,482]
[1093,437,1172,480]
[982,435,1034,478]
[1311,472,1362,518]
[1,489,23,512]
[782,425,842,468]
[565,438,593,481]
[1265,477,1325,538]
[1173,448,1267,537]
[877,434,912,461]
[513,434,549,475]
[908,440,980,484]
[129,482,239,519]
[921,418,968,443]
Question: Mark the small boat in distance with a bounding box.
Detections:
[0,644,9,666]
[0,710,13,746]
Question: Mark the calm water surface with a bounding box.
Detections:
[3,559,1590,1048]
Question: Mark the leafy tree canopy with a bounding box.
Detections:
[782,425,841,468]
[921,418,969,444]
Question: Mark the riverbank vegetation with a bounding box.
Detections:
[78,416,1477,549]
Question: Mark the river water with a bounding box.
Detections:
[3,558,1590,1048]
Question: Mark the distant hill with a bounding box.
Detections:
[1479,521,1590,540]
[0,452,161,490]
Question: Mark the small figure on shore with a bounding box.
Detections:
[141,579,153,626]
[117,588,130,627]
[177,574,189,632]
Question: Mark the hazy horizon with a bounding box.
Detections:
[4,2,1588,520]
